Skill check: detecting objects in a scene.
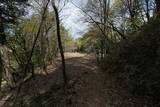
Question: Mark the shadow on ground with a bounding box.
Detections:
[1,55,98,107]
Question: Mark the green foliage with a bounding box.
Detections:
[74,40,86,52]
[76,28,103,53]
[1,9,73,89]
[101,17,160,100]
[60,26,75,52]
[0,0,28,44]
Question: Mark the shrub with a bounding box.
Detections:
[101,18,160,101]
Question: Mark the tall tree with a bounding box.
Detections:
[0,0,28,91]
[51,0,67,86]
[155,0,160,14]
[145,0,150,20]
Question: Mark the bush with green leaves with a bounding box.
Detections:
[101,17,160,100]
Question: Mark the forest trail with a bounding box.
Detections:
[64,53,107,107]
[0,53,108,107]
[0,53,148,107]
[64,53,145,107]
[0,53,109,107]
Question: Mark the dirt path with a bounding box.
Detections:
[60,53,153,107]
[0,53,151,107]
[64,53,107,107]
[1,53,108,107]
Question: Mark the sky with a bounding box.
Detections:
[28,0,115,39]
[61,0,115,39]
[61,0,89,39]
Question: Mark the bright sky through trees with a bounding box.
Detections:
[61,0,89,39]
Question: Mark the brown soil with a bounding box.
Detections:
[0,53,152,107]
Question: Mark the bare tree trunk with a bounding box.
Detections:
[100,40,104,60]
[24,0,50,76]
[145,0,150,21]
[0,52,3,91]
[52,2,67,86]
[0,16,5,91]
[0,17,6,45]
[13,1,50,102]
[155,0,160,14]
